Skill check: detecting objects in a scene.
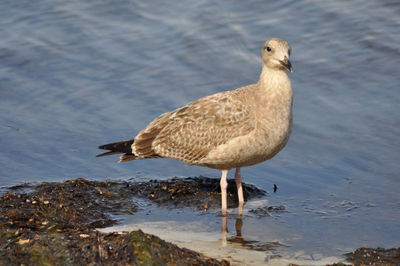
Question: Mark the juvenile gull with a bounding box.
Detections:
[97,38,293,215]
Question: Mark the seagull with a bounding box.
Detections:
[97,38,293,215]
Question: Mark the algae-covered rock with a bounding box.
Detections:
[0,228,224,265]
[0,178,228,265]
[129,176,266,210]
[345,247,400,265]
[0,178,137,232]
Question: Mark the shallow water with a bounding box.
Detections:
[1,0,399,262]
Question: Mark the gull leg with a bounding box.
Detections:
[235,167,244,215]
[220,170,229,216]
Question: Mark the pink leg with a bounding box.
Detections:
[235,168,244,215]
[220,170,229,215]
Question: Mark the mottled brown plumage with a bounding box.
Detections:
[98,38,293,214]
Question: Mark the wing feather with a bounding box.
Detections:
[135,90,255,163]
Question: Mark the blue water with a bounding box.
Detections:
[1,0,399,261]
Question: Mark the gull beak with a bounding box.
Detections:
[280,56,293,72]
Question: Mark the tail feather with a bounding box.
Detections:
[96,139,135,158]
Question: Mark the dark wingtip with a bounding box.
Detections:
[96,139,135,157]
[96,151,121,157]
[98,144,109,150]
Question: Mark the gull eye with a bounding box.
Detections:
[265,46,272,52]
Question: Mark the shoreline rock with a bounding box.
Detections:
[0,178,228,265]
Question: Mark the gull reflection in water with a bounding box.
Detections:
[221,202,244,245]
[220,203,285,251]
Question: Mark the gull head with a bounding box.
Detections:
[262,38,293,72]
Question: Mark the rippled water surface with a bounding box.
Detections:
[1,0,399,262]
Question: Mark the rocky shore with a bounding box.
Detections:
[0,178,399,265]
